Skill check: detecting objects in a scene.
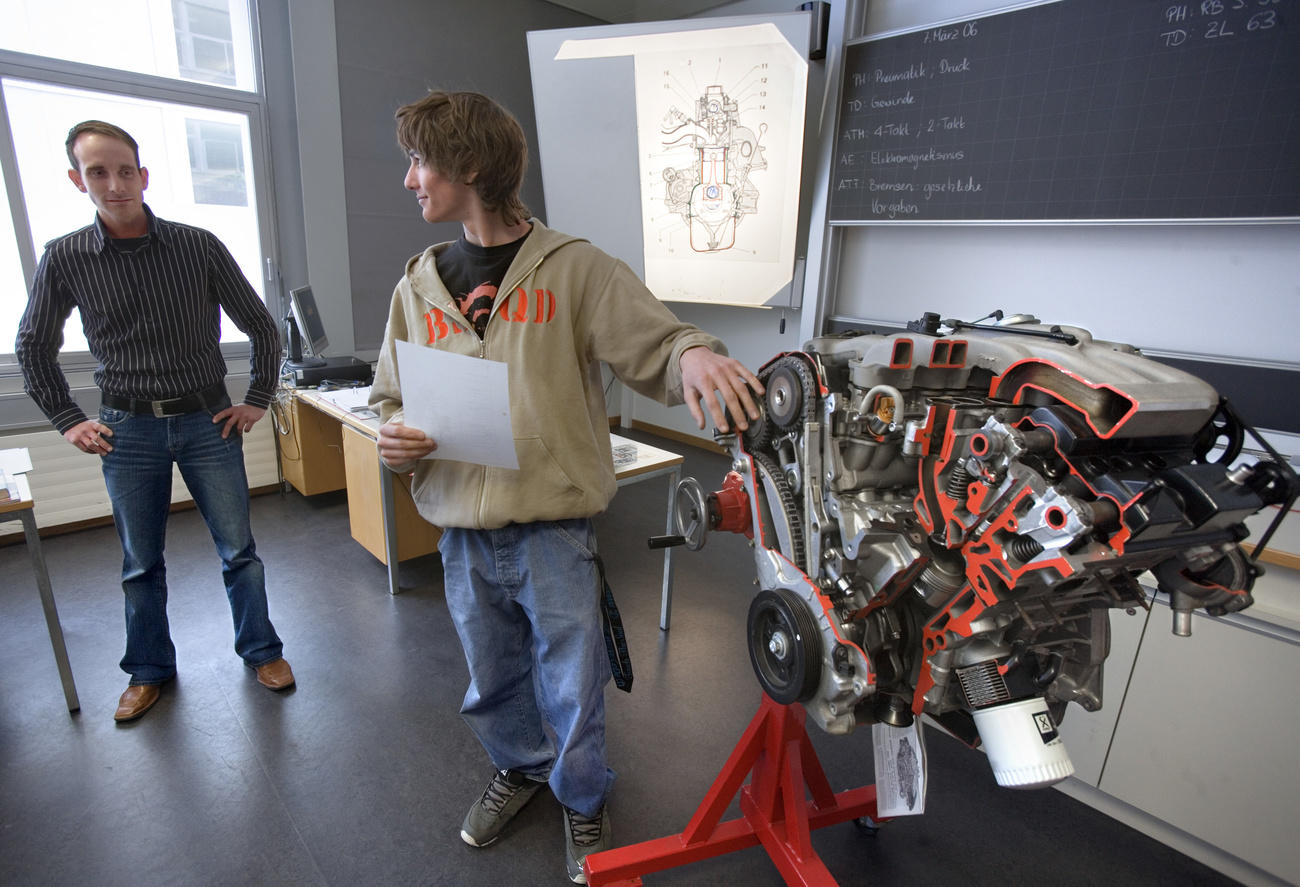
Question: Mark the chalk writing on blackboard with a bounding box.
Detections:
[830,0,1300,223]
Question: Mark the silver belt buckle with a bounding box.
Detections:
[151,400,170,417]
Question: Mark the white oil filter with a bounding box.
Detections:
[971,696,1075,789]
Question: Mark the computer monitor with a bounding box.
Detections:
[286,284,327,369]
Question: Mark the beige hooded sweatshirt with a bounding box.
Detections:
[370,219,725,530]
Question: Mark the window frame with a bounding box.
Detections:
[0,7,279,429]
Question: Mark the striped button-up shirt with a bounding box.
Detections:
[16,205,280,433]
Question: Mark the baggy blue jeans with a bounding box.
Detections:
[98,401,283,685]
[439,518,614,818]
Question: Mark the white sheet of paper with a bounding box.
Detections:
[394,340,518,469]
[0,447,34,475]
[317,385,371,411]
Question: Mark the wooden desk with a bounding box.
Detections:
[1,473,79,713]
[277,386,685,627]
[277,387,439,595]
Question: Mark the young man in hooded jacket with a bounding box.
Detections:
[370,90,763,883]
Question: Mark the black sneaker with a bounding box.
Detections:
[563,805,611,884]
[460,769,544,848]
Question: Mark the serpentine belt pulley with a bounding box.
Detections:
[747,587,822,705]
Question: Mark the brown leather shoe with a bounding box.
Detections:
[114,684,161,722]
[256,658,295,690]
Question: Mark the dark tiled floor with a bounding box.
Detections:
[1,431,1235,886]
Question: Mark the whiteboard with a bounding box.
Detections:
[527,12,813,309]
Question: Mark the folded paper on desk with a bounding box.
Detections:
[612,443,638,468]
[315,386,372,412]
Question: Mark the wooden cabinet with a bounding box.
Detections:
[275,390,439,569]
[277,397,346,496]
[341,424,440,564]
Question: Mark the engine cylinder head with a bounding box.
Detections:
[946,463,974,500]
[1007,534,1045,562]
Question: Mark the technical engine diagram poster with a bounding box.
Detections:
[557,25,807,307]
[872,720,928,817]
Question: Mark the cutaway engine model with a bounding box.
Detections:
[670,312,1296,789]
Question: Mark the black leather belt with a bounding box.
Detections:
[102,383,228,418]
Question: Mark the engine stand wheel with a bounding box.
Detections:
[747,588,822,705]
[673,477,711,551]
[853,815,882,835]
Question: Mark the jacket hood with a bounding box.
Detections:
[403,220,587,309]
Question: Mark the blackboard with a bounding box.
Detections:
[829,0,1300,223]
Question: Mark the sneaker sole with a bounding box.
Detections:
[460,828,500,848]
[461,780,544,849]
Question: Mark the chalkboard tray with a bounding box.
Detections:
[830,0,1300,224]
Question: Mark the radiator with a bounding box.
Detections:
[0,422,279,541]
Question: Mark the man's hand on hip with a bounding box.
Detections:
[214,403,267,439]
[65,418,114,454]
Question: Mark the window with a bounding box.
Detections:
[173,0,239,87]
[0,163,26,360]
[0,0,256,92]
[0,0,270,369]
[187,118,248,206]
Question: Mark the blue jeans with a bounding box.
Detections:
[439,519,614,817]
[98,401,283,685]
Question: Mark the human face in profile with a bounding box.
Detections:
[404,151,477,225]
[68,132,149,237]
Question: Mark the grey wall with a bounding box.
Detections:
[286,0,356,354]
[260,0,307,323]
[332,0,602,352]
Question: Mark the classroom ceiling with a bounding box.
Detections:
[544,0,735,23]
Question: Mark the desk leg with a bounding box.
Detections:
[659,467,679,631]
[21,510,80,713]
[379,460,400,595]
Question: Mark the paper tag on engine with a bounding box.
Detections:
[872,719,927,817]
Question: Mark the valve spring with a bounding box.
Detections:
[946,464,974,499]
[1007,534,1045,562]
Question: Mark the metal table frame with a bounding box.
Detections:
[2,478,79,713]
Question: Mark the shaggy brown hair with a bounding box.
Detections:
[395,90,530,226]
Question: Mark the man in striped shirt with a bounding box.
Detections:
[15,120,294,723]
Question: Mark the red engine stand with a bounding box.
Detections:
[583,695,884,886]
